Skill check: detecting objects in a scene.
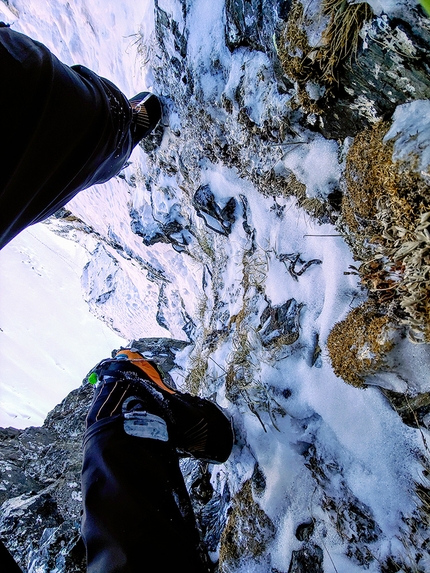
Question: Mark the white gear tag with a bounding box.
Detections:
[123,411,169,441]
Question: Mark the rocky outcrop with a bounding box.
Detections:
[320,14,430,139]
[258,298,303,347]
[0,384,91,572]
[193,185,237,236]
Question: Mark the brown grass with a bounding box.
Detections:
[278,0,373,108]
[219,480,275,565]
[327,302,395,387]
[342,122,427,236]
[318,0,373,86]
[340,121,430,342]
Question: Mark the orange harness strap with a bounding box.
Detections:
[115,350,175,394]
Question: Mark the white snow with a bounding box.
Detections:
[365,0,420,17]
[384,99,430,175]
[0,225,126,428]
[280,136,342,199]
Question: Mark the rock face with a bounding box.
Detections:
[258,298,303,347]
[0,384,91,572]
[320,14,430,139]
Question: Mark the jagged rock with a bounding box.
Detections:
[258,298,303,347]
[295,521,314,542]
[130,185,193,250]
[139,121,164,154]
[288,543,324,573]
[82,244,119,305]
[0,428,43,506]
[27,521,86,573]
[304,444,383,567]
[311,14,430,139]
[0,490,64,570]
[193,185,237,236]
[201,481,232,554]
[0,384,92,569]
[311,332,322,368]
[251,463,267,496]
[128,337,190,368]
[153,0,192,102]
[380,389,430,429]
[130,206,171,246]
[179,458,231,554]
[219,479,275,565]
[239,194,256,244]
[225,0,293,57]
[225,0,266,51]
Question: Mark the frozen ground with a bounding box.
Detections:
[0,0,429,571]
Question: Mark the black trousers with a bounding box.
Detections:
[0,539,22,573]
[0,24,133,249]
[81,417,210,573]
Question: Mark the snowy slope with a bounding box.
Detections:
[0,225,126,428]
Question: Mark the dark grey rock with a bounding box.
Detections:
[288,543,323,573]
[200,480,231,554]
[259,298,303,347]
[318,15,430,139]
[380,389,430,430]
[0,384,92,570]
[295,521,314,542]
[251,463,267,496]
[193,185,237,236]
[0,429,43,506]
[0,490,64,570]
[27,521,85,573]
[130,199,192,250]
[179,457,231,555]
[304,444,383,567]
[225,0,293,56]
[225,0,265,51]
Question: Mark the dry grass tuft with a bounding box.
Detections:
[185,350,208,395]
[260,170,328,220]
[277,0,373,107]
[224,249,287,428]
[340,121,430,342]
[342,122,396,234]
[318,0,373,86]
[327,302,395,387]
[219,480,275,565]
[342,122,426,236]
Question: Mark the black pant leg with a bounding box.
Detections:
[0,538,23,573]
[0,25,132,249]
[81,418,209,573]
